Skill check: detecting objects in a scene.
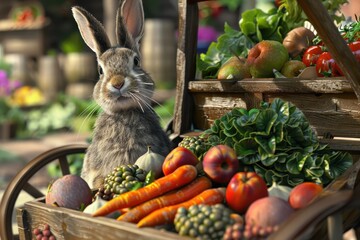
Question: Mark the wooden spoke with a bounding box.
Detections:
[23,182,45,199]
[59,156,71,175]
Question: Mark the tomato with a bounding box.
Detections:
[349,41,360,62]
[315,52,342,77]
[316,41,360,77]
[302,45,324,67]
[225,172,268,213]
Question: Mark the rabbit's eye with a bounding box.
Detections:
[133,56,140,67]
[98,65,103,75]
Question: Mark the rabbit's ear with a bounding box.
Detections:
[116,0,144,52]
[72,6,111,57]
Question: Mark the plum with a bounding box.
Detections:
[46,174,93,210]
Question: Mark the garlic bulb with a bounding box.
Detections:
[134,146,165,179]
[268,182,293,201]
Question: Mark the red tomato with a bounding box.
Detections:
[319,41,360,77]
[315,52,342,77]
[225,172,268,213]
[302,45,323,67]
[349,41,360,62]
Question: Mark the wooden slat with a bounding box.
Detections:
[297,0,360,100]
[20,200,190,240]
[172,0,198,139]
[189,78,353,93]
[58,156,70,175]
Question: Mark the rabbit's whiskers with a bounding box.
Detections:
[134,91,171,126]
[130,90,154,113]
[77,101,99,140]
[139,82,154,86]
[129,92,146,113]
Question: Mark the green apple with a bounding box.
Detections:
[246,40,289,78]
[217,56,251,80]
[281,60,306,78]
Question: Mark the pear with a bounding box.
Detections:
[246,40,289,78]
[281,60,306,78]
[217,56,251,80]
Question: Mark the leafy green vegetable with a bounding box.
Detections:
[341,19,360,43]
[203,98,353,187]
[278,0,348,27]
[197,23,254,78]
[239,8,289,43]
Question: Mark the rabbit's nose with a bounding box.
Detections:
[110,76,125,89]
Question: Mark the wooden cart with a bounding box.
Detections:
[1,0,360,239]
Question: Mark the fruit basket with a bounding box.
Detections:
[1,0,360,239]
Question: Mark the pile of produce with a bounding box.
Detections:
[197,0,358,79]
[42,98,352,239]
[201,98,353,187]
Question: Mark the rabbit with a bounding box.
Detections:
[72,0,172,189]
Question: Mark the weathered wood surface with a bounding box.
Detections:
[189,82,360,138]
[189,78,354,93]
[172,0,198,140]
[17,200,190,240]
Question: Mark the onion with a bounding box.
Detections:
[282,27,316,58]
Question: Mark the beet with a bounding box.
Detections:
[245,196,294,228]
[46,174,93,210]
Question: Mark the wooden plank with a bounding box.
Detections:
[189,78,353,93]
[20,200,190,240]
[265,93,359,112]
[172,0,198,139]
[297,0,360,100]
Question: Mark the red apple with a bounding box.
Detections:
[162,147,199,175]
[288,182,323,209]
[202,145,239,183]
[225,172,268,213]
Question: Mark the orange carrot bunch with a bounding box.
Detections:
[92,164,198,217]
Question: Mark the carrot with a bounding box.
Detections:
[92,165,198,217]
[117,176,212,223]
[137,187,226,228]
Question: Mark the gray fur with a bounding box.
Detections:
[72,0,172,189]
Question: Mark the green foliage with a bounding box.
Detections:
[204,98,353,187]
[197,23,254,78]
[218,0,243,11]
[47,154,84,178]
[25,94,100,137]
[60,32,85,54]
[154,96,175,129]
[278,0,348,26]
[0,98,25,126]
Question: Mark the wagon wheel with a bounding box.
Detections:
[0,144,88,240]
